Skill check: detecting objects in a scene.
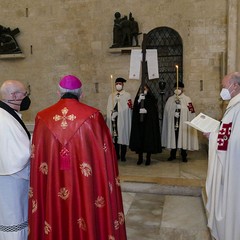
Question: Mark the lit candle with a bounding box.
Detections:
[175,65,179,89]
[110,74,113,93]
[110,74,114,109]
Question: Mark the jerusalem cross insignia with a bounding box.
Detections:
[127,99,133,109]
[217,122,232,151]
[187,103,195,113]
[53,107,76,129]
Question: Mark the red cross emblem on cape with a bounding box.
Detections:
[127,99,133,109]
[38,99,98,170]
[187,102,195,113]
[217,122,232,151]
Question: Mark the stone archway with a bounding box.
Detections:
[143,26,183,130]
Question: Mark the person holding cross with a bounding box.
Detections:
[129,84,162,165]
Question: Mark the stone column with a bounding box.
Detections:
[227,0,238,72]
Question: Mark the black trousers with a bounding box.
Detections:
[170,148,187,159]
[171,117,187,159]
[114,137,127,161]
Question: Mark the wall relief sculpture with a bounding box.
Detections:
[110,12,141,48]
[0,25,22,54]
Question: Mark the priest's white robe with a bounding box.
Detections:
[206,93,240,240]
[106,90,132,145]
[0,108,30,240]
[161,93,199,150]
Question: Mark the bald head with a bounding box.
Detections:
[0,80,26,99]
[0,80,28,111]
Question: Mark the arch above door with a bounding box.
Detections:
[144,26,183,124]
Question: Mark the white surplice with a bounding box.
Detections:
[206,93,240,240]
[0,108,31,240]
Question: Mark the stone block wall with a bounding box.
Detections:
[0,0,228,147]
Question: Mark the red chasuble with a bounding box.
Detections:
[28,98,127,240]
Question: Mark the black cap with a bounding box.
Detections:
[115,77,127,83]
[174,82,184,88]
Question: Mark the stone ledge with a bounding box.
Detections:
[108,46,141,54]
[121,181,202,196]
[0,53,25,59]
[120,175,205,188]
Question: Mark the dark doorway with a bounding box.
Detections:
[143,26,183,132]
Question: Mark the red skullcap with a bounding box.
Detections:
[59,75,82,90]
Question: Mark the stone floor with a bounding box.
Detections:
[119,148,212,240]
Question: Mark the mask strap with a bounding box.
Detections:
[3,99,22,106]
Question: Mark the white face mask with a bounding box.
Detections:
[174,89,182,95]
[220,83,234,100]
[220,88,231,100]
[116,85,123,91]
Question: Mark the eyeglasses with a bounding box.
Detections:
[10,84,31,98]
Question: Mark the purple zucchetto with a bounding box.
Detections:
[59,75,82,90]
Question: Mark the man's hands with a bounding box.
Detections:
[138,93,145,103]
[139,108,147,114]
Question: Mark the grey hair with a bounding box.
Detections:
[230,72,240,85]
[58,85,82,98]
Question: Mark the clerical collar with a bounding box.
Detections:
[61,93,79,100]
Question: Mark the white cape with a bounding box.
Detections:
[161,93,199,150]
[206,93,240,240]
[106,90,132,145]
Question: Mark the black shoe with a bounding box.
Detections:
[168,156,176,161]
[182,157,188,162]
[137,159,143,165]
[145,159,151,166]
[121,157,126,162]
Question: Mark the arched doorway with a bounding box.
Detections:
[144,26,183,131]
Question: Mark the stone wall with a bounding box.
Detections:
[0,0,230,147]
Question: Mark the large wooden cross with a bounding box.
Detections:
[140,33,147,122]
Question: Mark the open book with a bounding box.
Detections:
[185,112,220,133]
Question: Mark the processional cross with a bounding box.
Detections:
[140,33,147,122]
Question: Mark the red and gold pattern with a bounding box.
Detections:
[77,218,87,231]
[39,162,48,175]
[44,221,51,235]
[53,107,76,129]
[32,199,37,213]
[79,162,92,177]
[28,99,127,240]
[95,196,105,208]
[58,187,70,200]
